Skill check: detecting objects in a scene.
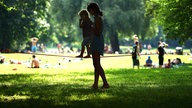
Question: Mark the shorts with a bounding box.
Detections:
[82,37,91,46]
[31,46,37,52]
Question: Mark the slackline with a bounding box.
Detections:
[21,53,132,58]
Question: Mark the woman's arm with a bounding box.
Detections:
[79,19,83,28]
[93,16,102,36]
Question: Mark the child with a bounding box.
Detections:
[76,9,93,58]
[87,2,109,89]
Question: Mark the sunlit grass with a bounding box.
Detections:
[0,53,192,108]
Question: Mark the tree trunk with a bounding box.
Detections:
[109,31,120,53]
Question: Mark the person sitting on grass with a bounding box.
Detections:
[171,58,183,68]
[31,55,40,68]
[0,55,5,64]
[144,56,153,67]
[164,59,172,68]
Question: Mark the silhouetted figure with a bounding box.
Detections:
[132,41,140,69]
[76,9,93,58]
[156,41,165,68]
[87,2,109,89]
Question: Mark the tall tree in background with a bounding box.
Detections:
[50,0,151,52]
[146,0,192,44]
[49,0,83,45]
[101,0,149,52]
[0,0,50,51]
[0,0,155,51]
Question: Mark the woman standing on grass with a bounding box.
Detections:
[157,41,165,68]
[87,2,109,89]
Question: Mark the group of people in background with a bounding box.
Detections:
[30,37,47,53]
[2,2,188,90]
[0,54,40,68]
[1,3,109,90]
[144,55,182,69]
[131,34,183,69]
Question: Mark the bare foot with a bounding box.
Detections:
[84,55,91,58]
[101,84,110,89]
[76,55,83,58]
[91,85,98,89]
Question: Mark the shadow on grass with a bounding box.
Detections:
[0,65,192,108]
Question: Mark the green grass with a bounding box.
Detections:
[0,53,192,108]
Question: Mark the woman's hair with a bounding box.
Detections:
[78,9,89,17]
[87,2,103,16]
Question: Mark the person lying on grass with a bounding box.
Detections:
[9,59,22,64]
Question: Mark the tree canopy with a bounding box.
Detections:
[0,0,50,51]
[146,0,192,44]
[0,0,191,52]
[50,0,150,52]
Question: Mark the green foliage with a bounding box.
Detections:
[49,0,83,44]
[102,0,148,38]
[146,0,192,44]
[0,0,50,51]
[2,0,192,51]
[49,0,153,51]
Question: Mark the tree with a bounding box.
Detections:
[146,0,192,44]
[0,0,50,51]
[100,0,149,52]
[49,0,83,45]
[49,0,152,52]
[1,0,155,51]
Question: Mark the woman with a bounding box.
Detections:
[87,3,109,89]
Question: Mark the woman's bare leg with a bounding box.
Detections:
[92,52,109,89]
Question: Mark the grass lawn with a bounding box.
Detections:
[0,53,192,108]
